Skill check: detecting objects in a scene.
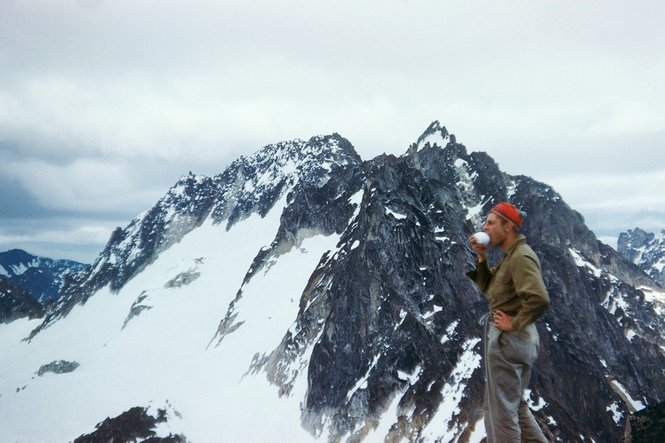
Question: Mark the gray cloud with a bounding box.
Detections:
[0,170,124,262]
[0,173,43,218]
[0,214,121,263]
[1,0,664,261]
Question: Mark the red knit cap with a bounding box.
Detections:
[491,202,523,228]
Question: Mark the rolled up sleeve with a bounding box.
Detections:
[510,254,550,331]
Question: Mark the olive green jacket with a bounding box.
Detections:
[467,235,549,332]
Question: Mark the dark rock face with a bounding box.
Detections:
[0,249,88,304]
[626,401,665,443]
[239,123,664,441]
[0,275,44,323]
[212,160,366,345]
[618,228,665,287]
[73,406,188,443]
[122,290,152,329]
[37,360,80,376]
[295,151,488,440]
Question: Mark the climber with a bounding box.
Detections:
[467,202,550,442]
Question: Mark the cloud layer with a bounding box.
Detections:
[1,0,664,261]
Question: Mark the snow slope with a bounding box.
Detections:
[0,197,343,442]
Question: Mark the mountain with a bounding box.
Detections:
[0,249,89,305]
[27,134,361,339]
[617,228,665,287]
[1,122,663,443]
[0,276,44,323]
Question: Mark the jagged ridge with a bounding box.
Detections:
[29,133,362,338]
[215,122,665,441]
[618,228,665,287]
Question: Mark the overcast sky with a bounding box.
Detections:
[1,0,664,263]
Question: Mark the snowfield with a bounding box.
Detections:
[0,199,341,442]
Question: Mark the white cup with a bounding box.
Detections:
[473,232,490,245]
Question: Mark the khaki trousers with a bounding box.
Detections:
[483,319,548,442]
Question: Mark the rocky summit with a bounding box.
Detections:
[2,121,663,442]
[618,228,665,287]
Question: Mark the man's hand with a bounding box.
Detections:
[493,310,515,331]
[469,235,488,263]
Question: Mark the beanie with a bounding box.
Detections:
[491,202,524,229]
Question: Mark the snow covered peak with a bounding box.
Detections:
[618,228,665,286]
[0,249,88,304]
[33,133,363,333]
[208,134,361,227]
[233,133,361,189]
[0,249,41,277]
[413,120,453,151]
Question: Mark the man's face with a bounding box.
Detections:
[484,212,508,247]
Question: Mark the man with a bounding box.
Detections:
[467,202,550,442]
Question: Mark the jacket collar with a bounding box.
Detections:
[504,234,526,257]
